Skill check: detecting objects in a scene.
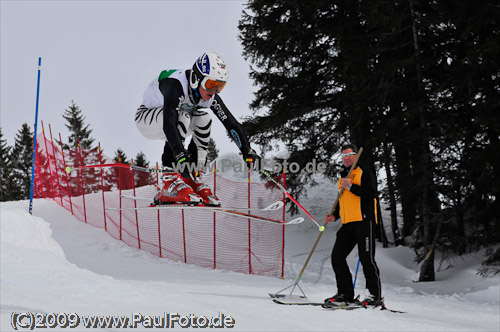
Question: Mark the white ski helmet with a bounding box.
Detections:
[189,52,229,93]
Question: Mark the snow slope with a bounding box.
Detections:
[1,181,499,331]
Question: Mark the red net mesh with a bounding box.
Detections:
[34,132,286,277]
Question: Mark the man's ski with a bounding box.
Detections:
[105,204,303,225]
[272,299,363,310]
[378,307,406,314]
[272,298,406,313]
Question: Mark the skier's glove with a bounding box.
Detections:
[173,148,194,179]
[243,148,262,171]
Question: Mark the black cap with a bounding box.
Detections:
[341,143,358,153]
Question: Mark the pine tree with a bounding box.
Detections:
[0,127,13,201]
[431,0,500,269]
[61,101,101,194]
[10,123,34,200]
[62,101,95,150]
[114,148,129,164]
[238,1,373,207]
[113,148,132,190]
[134,151,148,167]
[207,138,219,163]
[239,0,500,279]
[133,151,152,187]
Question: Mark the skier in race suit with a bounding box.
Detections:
[135,52,261,206]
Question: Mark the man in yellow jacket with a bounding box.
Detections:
[324,144,382,306]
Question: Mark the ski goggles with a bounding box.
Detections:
[200,77,226,93]
[341,152,357,158]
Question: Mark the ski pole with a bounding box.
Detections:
[353,258,360,288]
[64,163,156,173]
[259,168,321,229]
[271,148,363,299]
[29,57,42,215]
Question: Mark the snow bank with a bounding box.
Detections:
[1,197,499,331]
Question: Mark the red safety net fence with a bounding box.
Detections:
[33,126,287,278]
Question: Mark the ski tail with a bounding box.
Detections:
[107,202,302,225]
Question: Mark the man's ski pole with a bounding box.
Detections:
[270,147,363,299]
[353,258,361,288]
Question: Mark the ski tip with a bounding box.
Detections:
[288,217,304,225]
[262,201,284,211]
[269,293,303,299]
[269,293,307,301]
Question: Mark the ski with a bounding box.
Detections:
[272,299,327,306]
[377,306,407,314]
[106,204,303,225]
[272,298,406,313]
[272,299,363,310]
[268,293,304,299]
[120,194,152,202]
[213,209,304,225]
[120,195,284,212]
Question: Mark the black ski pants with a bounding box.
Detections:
[331,219,381,299]
[162,140,199,168]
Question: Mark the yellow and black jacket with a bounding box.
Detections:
[333,165,378,225]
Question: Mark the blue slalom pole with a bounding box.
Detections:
[353,258,361,288]
[29,57,42,215]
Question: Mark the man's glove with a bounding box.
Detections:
[340,167,349,178]
[243,148,262,171]
[173,147,194,179]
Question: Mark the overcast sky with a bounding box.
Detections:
[1,0,259,165]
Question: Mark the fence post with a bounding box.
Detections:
[182,209,187,263]
[118,156,123,240]
[213,161,217,269]
[59,133,73,215]
[34,137,46,199]
[41,121,55,199]
[98,143,107,231]
[131,160,141,249]
[30,138,44,198]
[77,138,87,224]
[48,124,63,206]
[248,168,252,274]
[156,162,162,257]
[282,170,287,279]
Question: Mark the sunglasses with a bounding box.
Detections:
[201,77,226,93]
[341,152,357,158]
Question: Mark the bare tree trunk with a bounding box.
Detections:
[376,199,389,248]
[409,0,439,281]
[454,192,466,255]
[393,138,417,237]
[383,138,403,246]
[418,216,443,281]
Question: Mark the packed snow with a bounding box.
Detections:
[1,169,499,331]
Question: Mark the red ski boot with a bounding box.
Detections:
[155,173,203,205]
[182,173,221,207]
